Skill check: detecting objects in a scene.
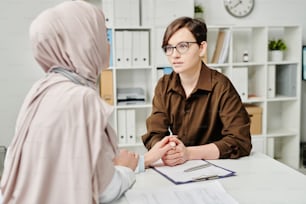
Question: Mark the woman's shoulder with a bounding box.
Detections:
[207,67,233,87]
[155,72,176,92]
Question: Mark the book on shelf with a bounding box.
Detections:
[211,29,231,64]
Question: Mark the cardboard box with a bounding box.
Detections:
[245,105,262,135]
[100,69,114,105]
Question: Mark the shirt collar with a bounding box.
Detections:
[168,63,213,95]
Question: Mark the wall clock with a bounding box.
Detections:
[224,0,255,18]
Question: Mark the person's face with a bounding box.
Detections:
[166,28,206,74]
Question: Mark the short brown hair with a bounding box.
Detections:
[162,17,207,48]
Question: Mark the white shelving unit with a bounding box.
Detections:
[87,1,302,168]
[207,25,302,169]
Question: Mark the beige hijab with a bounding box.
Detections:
[0,1,118,203]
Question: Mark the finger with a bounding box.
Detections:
[164,152,182,160]
[169,136,181,144]
[158,143,175,156]
[158,136,171,146]
[163,157,180,166]
[165,149,176,155]
[119,149,128,155]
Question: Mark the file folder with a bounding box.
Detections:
[126,109,136,144]
[267,65,276,98]
[107,29,113,67]
[115,31,124,67]
[123,31,132,67]
[132,31,142,66]
[102,0,113,27]
[230,67,248,101]
[114,0,140,27]
[139,31,150,66]
[117,110,127,144]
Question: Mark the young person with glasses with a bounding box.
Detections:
[142,17,252,166]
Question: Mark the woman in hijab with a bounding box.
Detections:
[0,1,173,203]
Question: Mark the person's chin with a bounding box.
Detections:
[172,67,186,74]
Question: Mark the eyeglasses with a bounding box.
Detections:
[162,41,198,56]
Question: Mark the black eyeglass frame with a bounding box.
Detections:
[162,41,198,56]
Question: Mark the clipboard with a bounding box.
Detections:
[152,159,235,185]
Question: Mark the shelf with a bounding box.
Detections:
[266,130,297,138]
[267,61,299,65]
[266,96,298,102]
[116,104,152,109]
[115,66,153,70]
[118,143,145,148]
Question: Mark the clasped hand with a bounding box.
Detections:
[161,136,188,166]
[113,136,182,171]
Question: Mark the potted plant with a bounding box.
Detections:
[194,3,204,20]
[268,39,287,61]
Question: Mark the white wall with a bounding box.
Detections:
[0,0,64,146]
[0,0,306,146]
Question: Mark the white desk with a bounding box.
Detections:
[112,152,306,204]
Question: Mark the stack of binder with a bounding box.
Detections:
[115,30,149,67]
[118,109,136,144]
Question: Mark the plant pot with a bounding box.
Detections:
[269,50,283,61]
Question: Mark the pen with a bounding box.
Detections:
[192,174,219,181]
[183,163,211,172]
[167,127,176,147]
[168,127,173,135]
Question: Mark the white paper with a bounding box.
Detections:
[125,181,238,204]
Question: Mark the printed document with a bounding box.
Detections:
[125,180,238,204]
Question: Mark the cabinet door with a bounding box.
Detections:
[154,0,194,26]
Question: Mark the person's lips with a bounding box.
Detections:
[172,61,183,67]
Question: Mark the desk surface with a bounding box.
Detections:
[113,152,306,204]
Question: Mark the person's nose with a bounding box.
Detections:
[172,48,181,57]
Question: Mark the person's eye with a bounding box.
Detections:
[178,43,188,49]
[165,46,173,52]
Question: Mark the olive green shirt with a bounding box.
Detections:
[142,63,252,159]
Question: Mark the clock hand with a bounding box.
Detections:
[232,0,242,8]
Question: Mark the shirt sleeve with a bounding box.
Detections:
[134,155,145,173]
[99,166,135,203]
[142,78,169,149]
[214,78,252,158]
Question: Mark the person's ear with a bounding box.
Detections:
[199,41,207,58]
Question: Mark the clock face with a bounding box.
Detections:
[224,0,254,18]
